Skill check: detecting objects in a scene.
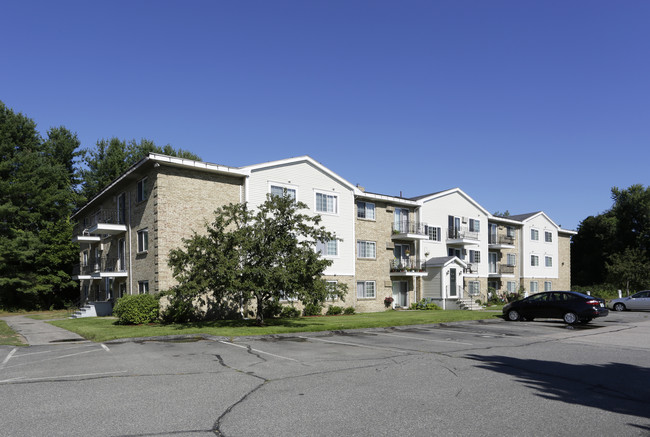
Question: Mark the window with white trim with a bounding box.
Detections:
[138,280,149,294]
[530,281,538,293]
[357,281,376,298]
[507,253,516,266]
[507,281,517,293]
[270,185,296,200]
[137,228,148,253]
[468,281,480,296]
[82,251,89,267]
[545,231,553,242]
[357,240,376,259]
[544,281,552,291]
[137,177,148,202]
[507,226,515,238]
[425,225,441,241]
[531,229,539,241]
[531,255,539,266]
[545,256,553,267]
[469,218,480,233]
[315,192,337,214]
[469,250,481,264]
[356,201,375,220]
[316,240,338,257]
[326,280,338,301]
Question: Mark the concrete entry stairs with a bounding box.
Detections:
[457,297,483,311]
[70,301,113,318]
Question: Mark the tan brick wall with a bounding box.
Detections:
[557,233,572,290]
[155,165,244,292]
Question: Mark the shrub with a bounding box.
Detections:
[262,300,283,319]
[326,305,343,315]
[343,307,355,315]
[412,299,441,311]
[280,306,301,318]
[113,294,159,325]
[303,303,322,316]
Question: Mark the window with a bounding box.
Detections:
[531,255,539,266]
[270,185,296,200]
[357,281,376,298]
[425,226,441,241]
[317,239,338,257]
[545,256,553,267]
[279,291,298,302]
[326,280,338,301]
[507,281,517,293]
[544,281,552,291]
[468,281,480,296]
[469,250,481,264]
[530,281,538,293]
[531,229,539,241]
[357,240,376,259]
[316,192,337,214]
[469,218,480,233]
[138,280,149,294]
[137,177,148,202]
[137,228,148,253]
[545,231,553,243]
[82,251,89,267]
[356,201,375,220]
[507,226,515,238]
[507,253,516,266]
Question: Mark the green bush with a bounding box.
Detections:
[326,305,343,315]
[303,303,322,316]
[411,299,441,311]
[113,294,160,325]
[279,306,301,318]
[343,306,355,315]
[262,300,283,319]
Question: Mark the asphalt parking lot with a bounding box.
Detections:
[1,312,649,437]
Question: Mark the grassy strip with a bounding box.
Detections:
[0,319,26,346]
[49,310,503,342]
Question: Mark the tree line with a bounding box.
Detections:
[0,101,199,310]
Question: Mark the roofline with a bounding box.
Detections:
[72,153,247,218]
[354,190,419,207]
[488,215,524,225]
[417,187,491,216]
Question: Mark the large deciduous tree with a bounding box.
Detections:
[0,102,81,309]
[80,138,201,201]
[167,194,347,325]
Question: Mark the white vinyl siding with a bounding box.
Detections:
[357,281,376,298]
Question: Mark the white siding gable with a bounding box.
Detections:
[521,213,559,280]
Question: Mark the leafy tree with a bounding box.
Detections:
[80,138,201,201]
[605,248,650,293]
[0,102,80,309]
[167,194,347,325]
[571,213,617,286]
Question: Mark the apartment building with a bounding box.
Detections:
[71,154,575,313]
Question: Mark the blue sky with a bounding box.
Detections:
[2,1,649,231]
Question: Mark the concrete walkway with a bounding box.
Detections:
[1,315,87,345]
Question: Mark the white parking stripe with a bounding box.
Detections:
[219,341,299,362]
[101,344,110,352]
[0,370,127,384]
[373,331,473,346]
[3,348,105,369]
[1,348,17,366]
[299,336,410,353]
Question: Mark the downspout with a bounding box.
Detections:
[128,191,133,295]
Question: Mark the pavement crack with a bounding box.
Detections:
[213,379,268,437]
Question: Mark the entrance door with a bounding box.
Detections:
[394,244,411,268]
[395,209,409,233]
[392,281,408,307]
[449,268,457,297]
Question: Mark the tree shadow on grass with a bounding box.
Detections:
[465,354,650,428]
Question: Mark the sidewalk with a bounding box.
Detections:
[0,315,87,345]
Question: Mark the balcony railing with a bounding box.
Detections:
[488,235,515,245]
[86,209,126,227]
[489,264,515,275]
[74,257,127,276]
[448,227,479,241]
[392,222,428,236]
[390,257,426,273]
[464,263,479,274]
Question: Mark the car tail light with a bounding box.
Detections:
[586,300,601,306]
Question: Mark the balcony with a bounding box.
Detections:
[464,263,479,275]
[488,264,516,277]
[488,235,515,249]
[86,209,127,236]
[447,227,479,246]
[391,222,428,240]
[72,257,128,280]
[389,257,428,276]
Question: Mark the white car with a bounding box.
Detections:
[609,290,650,311]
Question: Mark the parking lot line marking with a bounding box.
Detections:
[373,332,474,346]
[101,344,110,352]
[0,370,127,384]
[218,341,299,362]
[13,343,100,358]
[299,336,410,353]
[1,348,17,366]
[3,347,106,370]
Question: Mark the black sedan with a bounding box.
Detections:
[503,291,608,324]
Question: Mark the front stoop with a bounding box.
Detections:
[70,301,113,318]
[457,297,483,311]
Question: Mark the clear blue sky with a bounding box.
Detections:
[3,1,649,230]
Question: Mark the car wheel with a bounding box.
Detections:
[613,303,626,312]
[563,312,578,324]
[506,310,521,321]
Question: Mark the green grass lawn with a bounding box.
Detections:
[0,319,26,346]
[49,310,504,342]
